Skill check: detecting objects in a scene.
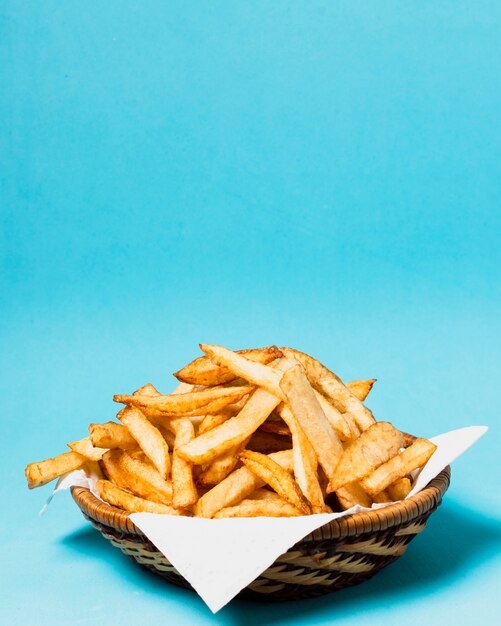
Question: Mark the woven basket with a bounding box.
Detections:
[71,465,450,601]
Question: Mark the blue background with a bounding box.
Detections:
[1,2,500,624]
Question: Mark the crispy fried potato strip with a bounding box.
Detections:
[96,480,184,515]
[281,347,375,431]
[200,344,285,399]
[100,449,173,504]
[276,404,325,511]
[117,406,171,479]
[177,388,280,464]
[68,437,108,461]
[280,364,344,482]
[193,449,293,518]
[346,379,376,402]
[239,450,312,515]
[25,451,87,489]
[115,385,253,417]
[360,439,436,496]
[214,498,302,518]
[175,346,282,386]
[327,422,405,493]
[89,422,138,450]
[169,418,198,508]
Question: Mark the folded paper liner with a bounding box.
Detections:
[45,426,487,613]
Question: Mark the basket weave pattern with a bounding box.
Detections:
[71,466,450,600]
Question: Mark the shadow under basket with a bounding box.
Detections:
[71,466,450,601]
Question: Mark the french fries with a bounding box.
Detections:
[117,406,171,479]
[175,346,282,386]
[25,342,437,519]
[327,422,405,493]
[360,439,437,496]
[176,388,280,464]
[239,450,312,515]
[96,480,183,515]
[26,451,87,489]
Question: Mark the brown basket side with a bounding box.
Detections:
[71,466,450,600]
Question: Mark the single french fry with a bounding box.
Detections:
[276,404,325,511]
[387,476,412,501]
[193,449,293,518]
[177,388,280,464]
[25,451,87,489]
[327,422,405,493]
[214,498,302,518]
[336,482,373,509]
[100,449,173,504]
[169,418,198,508]
[280,348,375,431]
[280,364,344,482]
[313,390,352,441]
[200,344,285,399]
[174,346,282,386]
[68,437,108,461]
[115,385,253,417]
[239,450,312,515]
[346,379,376,402]
[117,406,171,479]
[360,439,437,496]
[89,422,138,450]
[96,480,184,515]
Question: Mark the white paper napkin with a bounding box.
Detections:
[47,425,487,613]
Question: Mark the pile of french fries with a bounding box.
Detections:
[25,345,437,518]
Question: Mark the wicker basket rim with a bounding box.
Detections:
[71,465,450,541]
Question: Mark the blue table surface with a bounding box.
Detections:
[2,2,500,624]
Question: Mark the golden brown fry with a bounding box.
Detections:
[175,346,282,386]
[177,388,280,464]
[387,476,412,501]
[246,488,285,501]
[89,422,138,450]
[96,480,184,515]
[117,406,171,479]
[327,422,405,493]
[276,404,325,511]
[200,344,285,399]
[313,390,352,441]
[336,482,373,509]
[169,418,198,508]
[115,385,253,417]
[193,449,293,518]
[214,498,302,518]
[100,450,173,504]
[280,364,344,482]
[281,347,375,431]
[68,437,108,461]
[346,379,376,402]
[239,450,312,515]
[25,451,87,489]
[360,439,437,496]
